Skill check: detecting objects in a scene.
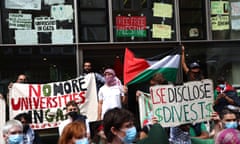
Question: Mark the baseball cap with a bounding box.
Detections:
[189,62,200,69]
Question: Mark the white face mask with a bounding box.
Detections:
[75,137,89,144]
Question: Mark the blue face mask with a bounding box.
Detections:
[75,137,89,144]
[121,126,137,144]
[7,134,23,144]
[225,121,238,129]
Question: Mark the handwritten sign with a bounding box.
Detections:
[211,15,229,31]
[152,24,171,39]
[15,30,38,44]
[9,13,32,29]
[5,0,41,10]
[153,2,173,18]
[9,74,98,129]
[34,17,56,32]
[231,2,240,16]
[211,1,229,15]
[51,5,73,21]
[150,79,214,127]
[116,16,146,37]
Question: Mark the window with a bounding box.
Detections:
[112,0,176,42]
[1,0,75,44]
[179,0,206,40]
[210,0,240,40]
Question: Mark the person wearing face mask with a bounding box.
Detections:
[58,121,89,144]
[14,113,42,144]
[58,100,90,139]
[210,107,239,139]
[213,76,240,113]
[2,119,24,144]
[181,45,204,82]
[103,108,137,144]
[97,68,127,120]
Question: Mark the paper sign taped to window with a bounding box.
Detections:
[34,17,56,32]
[15,30,38,44]
[52,29,73,44]
[51,5,73,21]
[9,13,32,30]
[5,0,41,10]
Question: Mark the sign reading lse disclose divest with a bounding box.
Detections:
[150,79,214,127]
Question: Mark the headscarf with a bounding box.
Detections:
[215,128,240,144]
[104,68,117,86]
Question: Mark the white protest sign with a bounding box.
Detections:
[150,79,214,127]
[51,5,73,21]
[44,0,65,5]
[52,29,73,44]
[5,0,41,10]
[34,17,56,32]
[9,13,32,29]
[9,74,98,130]
[15,30,38,44]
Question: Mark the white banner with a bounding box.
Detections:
[9,74,98,130]
[138,79,214,128]
[0,98,6,144]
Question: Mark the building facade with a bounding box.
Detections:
[1,0,240,142]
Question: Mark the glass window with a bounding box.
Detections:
[78,0,109,42]
[184,44,240,89]
[0,46,76,96]
[210,0,240,40]
[179,0,207,40]
[1,0,75,44]
[112,0,176,42]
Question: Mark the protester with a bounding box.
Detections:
[14,112,42,144]
[215,128,240,144]
[169,124,192,144]
[58,100,90,139]
[102,107,137,144]
[58,121,89,144]
[2,119,24,144]
[210,107,238,138]
[97,68,127,120]
[136,72,169,139]
[181,45,204,81]
[213,76,240,113]
[137,118,169,144]
[83,61,105,92]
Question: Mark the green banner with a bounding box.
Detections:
[116,30,146,37]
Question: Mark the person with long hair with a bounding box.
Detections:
[58,121,88,144]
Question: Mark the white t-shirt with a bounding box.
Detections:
[98,84,124,119]
[58,117,90,136]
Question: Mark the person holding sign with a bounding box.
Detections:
[181,45,204,81]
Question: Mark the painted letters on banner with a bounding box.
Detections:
[9,73,98,129]
[138,79,214,128]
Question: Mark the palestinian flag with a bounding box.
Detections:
[124,47,181,85]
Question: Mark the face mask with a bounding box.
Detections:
[120,126,137,144]
[225,121,238,129]
[68,111,78,121]
[7,134,23,144]
[75,138,89,144]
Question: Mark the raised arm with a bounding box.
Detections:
[181,45,189,74]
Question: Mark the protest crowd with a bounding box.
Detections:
[2,47,240,144]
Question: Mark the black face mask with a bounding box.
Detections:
[23,125,30,133]
[68,111,78,121]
